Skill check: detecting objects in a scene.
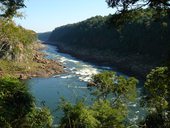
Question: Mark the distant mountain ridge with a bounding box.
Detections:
[38,32,51,41]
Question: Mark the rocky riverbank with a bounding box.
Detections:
[0,41,64,79]
[46,41,159,80]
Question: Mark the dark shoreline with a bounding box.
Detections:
[43,41,146,81]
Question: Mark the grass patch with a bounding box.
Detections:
[0,59,42,77]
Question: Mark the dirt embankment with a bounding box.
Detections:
[0,42,65,79]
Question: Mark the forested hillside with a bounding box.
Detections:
[49,11,170,78]
[38,32,51,41]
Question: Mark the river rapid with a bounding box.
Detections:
[27,44,146,125]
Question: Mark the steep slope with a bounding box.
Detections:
[48,15,170,78]
[0,19,63,78]
[38,32,51,41]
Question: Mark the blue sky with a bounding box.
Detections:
[15,0,115,33]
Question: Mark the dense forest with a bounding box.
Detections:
[49,10,170,78]
[38,32,51,41]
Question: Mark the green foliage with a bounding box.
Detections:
[89,71,116,98]
[107,8,169,28]
[140,67,170,127]
[49,16,120,51]
[92,100,126,128]
[0,77,34,122]
[0,19,37,59]
[0,76,33,127]
[58,99,126,128]
[49,12,170,70]
[0,19,37,45]
[144,67,169,111]
[26,108,53,128]
[106,0,170,10]
[106,0,170,26]
[38,32,51,41]
[89,72,137,127]
[0,76,53,128]
[89,71,138,101]
[58,99,99,128]
[0,0,26,19]
[59,72,138,128]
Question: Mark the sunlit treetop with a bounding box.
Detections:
[0,0,26,18]
[106,0,170,13]
[106,0,170,27]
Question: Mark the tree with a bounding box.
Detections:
[106,0,170,13]
[25,108,53,128]
[106,0,170,27]
[0,77,53,128]
[88,71,138,102]
[0,0,26,18]
[0,77,34,127]
[92,99,126,128]
[59,72,138,128]
[58,99,99,128]
[140,67,170,127]
[89,71,138,127]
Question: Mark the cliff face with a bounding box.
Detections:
[1,42,29,61]
[0,19,37,62]
[0,20,64,78]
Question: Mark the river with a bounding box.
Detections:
[27,44,146,125]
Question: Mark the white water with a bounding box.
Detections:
[27,44,146,125]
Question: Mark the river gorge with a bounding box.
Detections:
[27,43,146,126]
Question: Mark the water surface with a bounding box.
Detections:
[27,44,145,125]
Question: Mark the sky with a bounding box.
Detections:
[15,0,115,33]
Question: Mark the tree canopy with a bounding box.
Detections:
[106,0,170,13]
[0,0,26,18]
[0,77,53,128]
[140,67,170,127]
[106,0,170,26]
[58,72,138,128]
